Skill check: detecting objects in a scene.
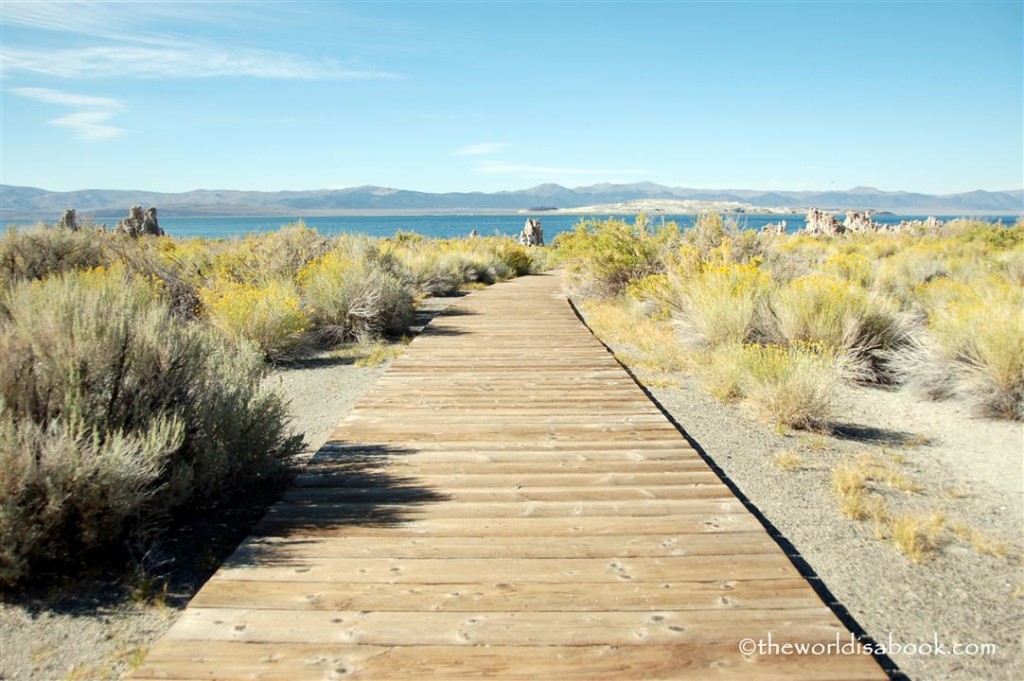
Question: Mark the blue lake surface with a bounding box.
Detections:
[5,213,1013,240]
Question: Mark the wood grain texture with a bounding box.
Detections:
[130,272,885,680]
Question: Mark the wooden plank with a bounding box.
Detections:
[164,607,844,646]
[300,461,713,476]
[262,499,748,520]
[130,642,885,681]
[189,577,823,612]
[281,484,736,503]
[294,471,723,489]
[229,532,782,560]
[250,513,765,538]
[212,555,801,583]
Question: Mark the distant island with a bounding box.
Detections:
[1,182,1020,220]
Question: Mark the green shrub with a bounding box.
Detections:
[0,226,115,288]
[300,249,414,343]
[207,221,331,285]
[199,277,310,361]
[381,236,525,296]
[0,270,302,584]
[554,218,666,297]
[738,343,838,431]
[913,280,1024,419]
[696,342,749,401]
[491,240,534,277]
[668,261,774,347]
[684,213,765,263]
[770,274,916,383]
[698,343,836,430]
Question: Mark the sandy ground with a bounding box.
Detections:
[1,289,1021,680]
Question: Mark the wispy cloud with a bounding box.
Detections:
[50,111,124,142]
[453,142,509,156]
[0,2,402,81]
[2,45,402,81]
[476,161,649,177]
[9,86,125,141]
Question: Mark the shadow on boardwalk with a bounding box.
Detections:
[222,442,447,569]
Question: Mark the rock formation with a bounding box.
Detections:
[54,208,80,231]
[896,216,944,232]
[803,208,945,235]
[115,206,164,237]
[842,210,879,232]
[760,219,787,235]
[804,208,845,235]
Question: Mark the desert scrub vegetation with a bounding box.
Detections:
[0,223,546,585]
[0,268,303,585]
[299,246,414,344]
[0,224,117,286]
[554,215,676,297]
[555,214,1024,427]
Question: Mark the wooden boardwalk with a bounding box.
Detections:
[132,273,886,681]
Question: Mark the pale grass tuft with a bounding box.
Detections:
[645,375,681,389]
[774,450,803,471]
[798,433,832,452]
[951,522,1016,560]
[943,484,971,499]
[831,453,920,521]
[832,459,889,520]
[127,566,169,608]
[579,298,691,375]
[901,433,933,448]
[697,343,748,402]
[887,512,946,563]
[355,340,408,367]
[1013,583,1024,599]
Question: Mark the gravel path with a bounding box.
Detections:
[1,290,1020,681]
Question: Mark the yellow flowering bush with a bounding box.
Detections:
[199,277,309,360]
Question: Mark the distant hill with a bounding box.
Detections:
[1,182,1020,220]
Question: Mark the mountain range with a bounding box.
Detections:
[1,183,1020,220]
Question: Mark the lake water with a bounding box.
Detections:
[6,213,1012,240]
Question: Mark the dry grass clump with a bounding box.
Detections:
[699,343,837,430]
[0,269,302,585]
[829,453,964,563]
[831,453,921,521]
[951,522,1016,560]
[774,450,803,471]
[577,298,690,375]
[886,512,947,563]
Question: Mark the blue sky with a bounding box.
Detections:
[1,1,1021,194]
